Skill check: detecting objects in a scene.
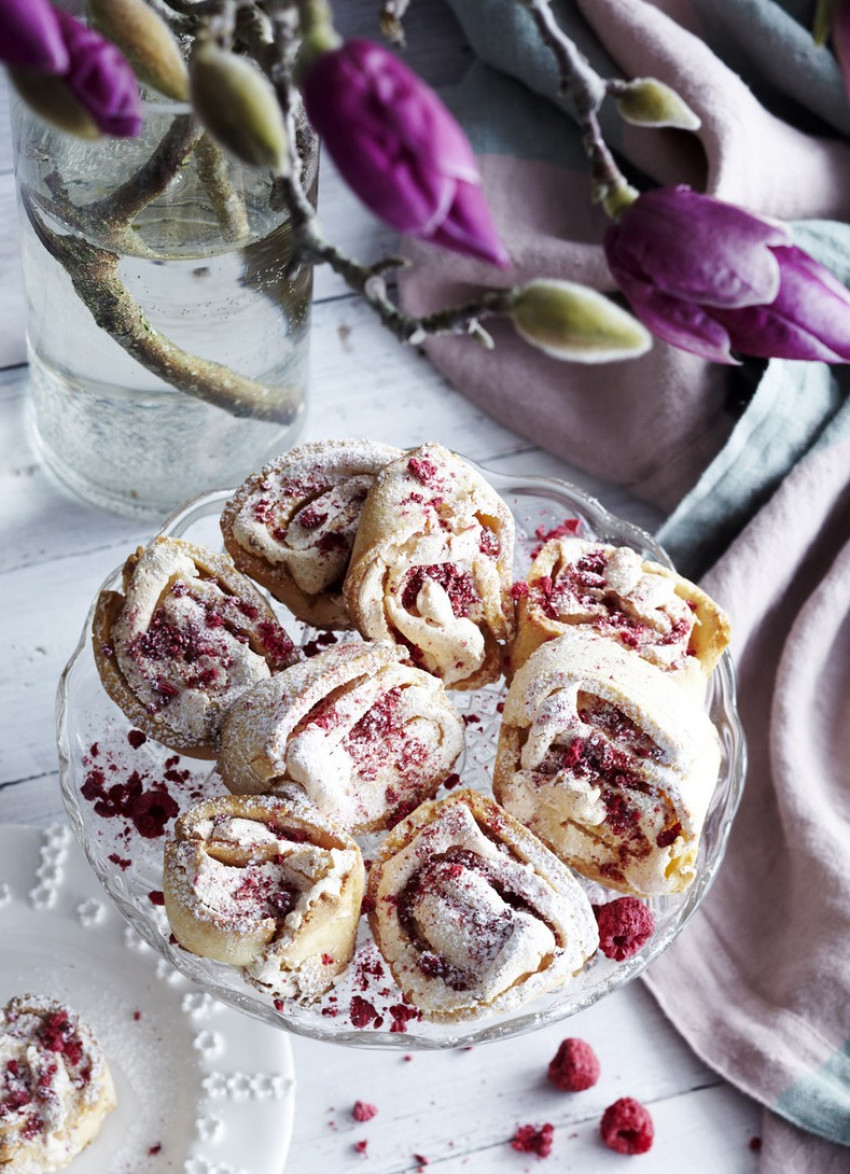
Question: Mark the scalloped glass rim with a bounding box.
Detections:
[57,461,747,1050]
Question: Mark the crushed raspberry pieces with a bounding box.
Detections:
[442,772,461,790]
[389,1003,421,1033]
[478,528,501,556]
[352,1101,378,1122]
[256,619,295,670]
[127,729,147,748]
[148,890,165,906]
[547,1038,600,1092]
[511,1122,554,1158]
[600,1097,654,1155]
[354,1139,369,1155]
[41,1013,83,1066]
[510,580,529,599]
[296,503,328,530]
[656,821,682,848]
[594,897,655,961]
[350,996,381,1029]
[401,564,478,617]
[407,455,439,484]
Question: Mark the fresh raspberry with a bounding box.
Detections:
[547,1038,600,1092]
[600,1097,654,1155]
[352,1101,378,1122]
[594,897,654,961]
[510,1122,554,1157]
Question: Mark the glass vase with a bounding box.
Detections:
[12,89,317,518]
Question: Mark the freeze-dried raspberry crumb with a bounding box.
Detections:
[749,1137,762,1152]
[352,1101,378,1122]
[511,1122,554,1158]
[547,1038,600,1092]
[594,897,654,961]
[354,1139,368,1155]
[600,1097,654,1155]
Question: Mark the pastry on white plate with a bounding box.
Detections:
[344,442,515,690]
[220,438,402,628]
[163,794,365,1003]
[494,628,721,897]
[510,537,730,697]
[93,536,298,758]
[0,994,116,1173]
[367,789,598,1021]
[218,640,464,835]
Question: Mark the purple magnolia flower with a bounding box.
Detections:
[54,9,142,137]
[604,185,850,363]
[302,39,509,267]
[0,0,68,73]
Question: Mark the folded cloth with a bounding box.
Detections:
[399,0,850,1161]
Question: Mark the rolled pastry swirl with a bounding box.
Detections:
[511,538,730,696]
[163,794,365,1003]
[220,439,402,628]
[367,790,598,1021]
[219,641,464,835]
[494,629,721,896]
[0,995,116,1173]
[93,537,298,758]
[344,442,515,689]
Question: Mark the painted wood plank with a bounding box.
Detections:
[286,985,761,1174]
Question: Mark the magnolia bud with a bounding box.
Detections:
[813,0,839,45]
[10,68,100,138]
[509,280,652,363]
[190,44,289,174]
[88,0,189,101]
[615,78,700,131]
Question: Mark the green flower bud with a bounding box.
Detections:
[88,0,189,101]
[509,280,652,363]
[190,44,289,174]
[813,0,838,45]
[10,68,100,139]
[616,78,700,131]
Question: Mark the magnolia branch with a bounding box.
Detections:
[22,191,300,422]
[517,0,637,214]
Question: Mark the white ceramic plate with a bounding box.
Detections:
[0,823,295,1174]
[57,462,747,1049]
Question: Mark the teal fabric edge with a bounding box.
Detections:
[773,1037,850,1146]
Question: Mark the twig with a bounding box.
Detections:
[517,0,637,215]
[85,114,202,232]
[194,134,251,240]
[379,0,411,45]
[22,191,301,422]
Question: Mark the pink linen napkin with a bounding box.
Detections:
[400,0,850,1161]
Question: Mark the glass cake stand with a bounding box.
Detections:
[57,462,747,1049]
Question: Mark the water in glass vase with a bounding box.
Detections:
[14,99,317,518]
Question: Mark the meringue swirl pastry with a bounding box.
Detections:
[494,629,721,897]
[221,439,402,628]
[163,794,365,1003]
[92,536,298,758]
[367,789,598,1021]
[219,641,464,835]
[511,537,730,696]
[0,994,116,1173]
[344,442,515,689]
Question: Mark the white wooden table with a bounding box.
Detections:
[0,6,763,1170]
